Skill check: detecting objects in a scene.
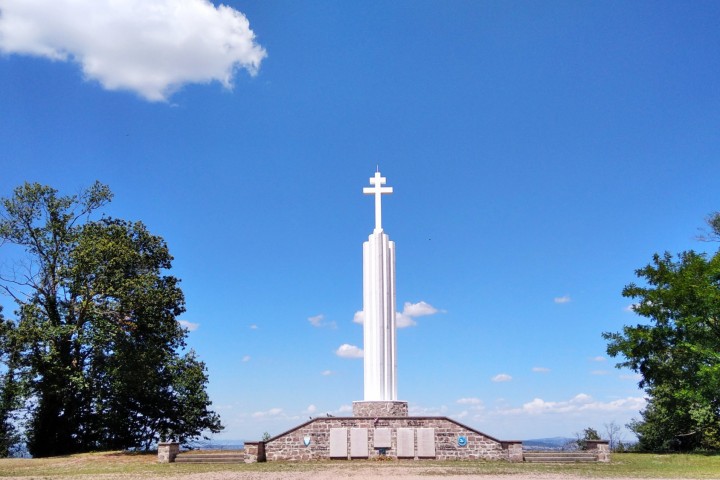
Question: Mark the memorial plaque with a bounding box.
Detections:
[374,428,391,449]
[417,428,436,458]
[329,428,348,458]
[350,428,369,458]
[397,428,415,458]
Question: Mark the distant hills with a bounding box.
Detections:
[522,437,576,450]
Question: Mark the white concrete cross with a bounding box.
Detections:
[363,171,393,232]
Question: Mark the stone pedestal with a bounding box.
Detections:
[586,440,611,462]
[157,442,179,463]
[353,400,408,417]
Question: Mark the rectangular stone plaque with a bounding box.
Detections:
[329,428,348,458]
[374,428,391,449]
[417,428,436,458]
[397,428,415,458]
[350,428,369,458]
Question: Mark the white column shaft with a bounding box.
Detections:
[363,231,397,401]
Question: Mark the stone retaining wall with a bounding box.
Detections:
[259,416,521,462]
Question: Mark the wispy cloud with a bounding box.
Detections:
[305,404,317,414]
[591,370,610,376]
[249,324,259,330]
[308,314,336,329]
[178,320,199,332]
[619,373,643,381]
[0,0,267,102]
[499,394,646,416]
[252,407,283,419]
[354,301,442,329]
[532,367,551,373]
[242,355,251,362]
[554,295,572,304]
[321,370,335,376]
[492,373,512,383]
[591,356,606,362]
[457,397,483,405]
[335,344,363,358]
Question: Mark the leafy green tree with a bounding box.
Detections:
[0,182,222,457]
[575,427,601,450]
[0,306,23,457]
[603,216,720,451]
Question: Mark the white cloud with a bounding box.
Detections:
[401,301,439,317]
[305,404,317,414]
[249,324,258,330]
[335,344,363,358]
[532,367,550,373]
[321,370,335,376]
[337,405,352,414]
[554,295,572,304]
[457,397,482,405]
[500,394,646,416]
[178,319,199,331]
[591,356,606,362]
[492,373,512,383]
[252,407,283,418]
[308,314,324,327]
[242,355,251,362]
[308,314,336,329]
[619,373,643,381]
[395,312,417,328]
[354,301,441,329]
[591,370,610,376]
[0,0,267,102]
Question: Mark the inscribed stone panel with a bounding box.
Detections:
[350,428,369,458]
[374,428,391,449]
[329,428,348,458]
[417,428,436,458]
[397,428,415,458]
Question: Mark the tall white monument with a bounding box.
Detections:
[362,170,397,401]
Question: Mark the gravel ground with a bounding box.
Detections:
[0,469,699,480]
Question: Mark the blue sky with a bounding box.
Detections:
[1,0,719,442]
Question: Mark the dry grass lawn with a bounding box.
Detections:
[0,451,718,479]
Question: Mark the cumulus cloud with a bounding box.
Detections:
[457,397,482,405]
[335,344,363,358]
[532,367,550,373]
[554,295,572,304]
[178,319,199,331]
[402,301,439,317]
[354,301,441,329]
[492,373,513,383]
[0,0,267,101]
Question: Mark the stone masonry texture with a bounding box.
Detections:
[260,417,521,462]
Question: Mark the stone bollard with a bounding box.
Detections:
[157,442,180,463]
[585,440,610,462]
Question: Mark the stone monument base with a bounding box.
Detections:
[352,400,408,417]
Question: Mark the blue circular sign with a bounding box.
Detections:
[458,436,467,447]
